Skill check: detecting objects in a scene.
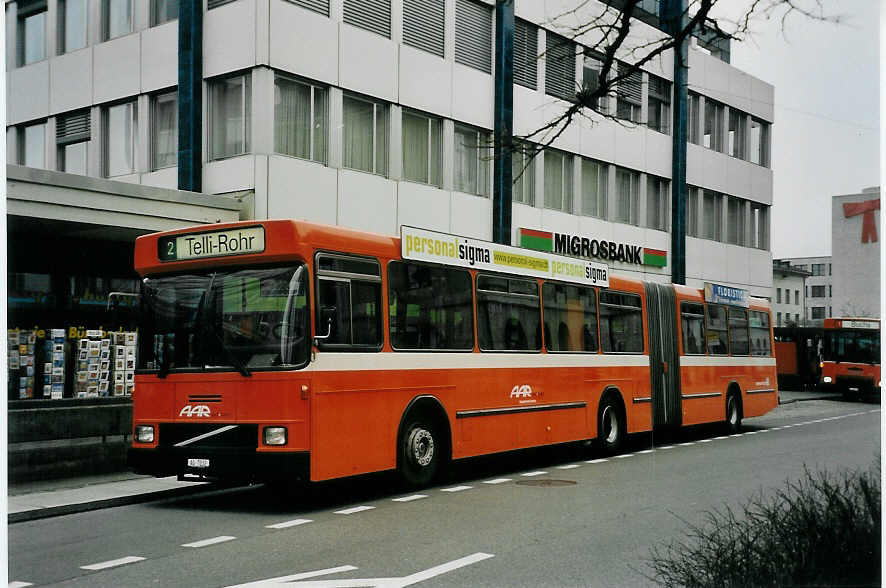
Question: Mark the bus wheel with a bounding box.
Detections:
[726,393,742,433]
[399,418,440,487]
[598,395,625,455]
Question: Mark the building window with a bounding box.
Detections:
[402,110,442,187]
[151,90,177,170]
[615,167,640,226]
[776,288,781,304]
[726,197,745,246]
[207,0,238,8]
[785,290,790,305]
[750,118,770,167]
[455,0,492,74]
[702,190,722,241]
[580,158,607,218]
[59,0,88,53]
[209,73,251,160]
[151,0,178,26]
[287,0,329,16]
[829,285,832,297]
[811,263,826,276]
[805,285,808,297]
[103,0,133,41]
[776,312,782,326]
[703,98,724,152]
[811,285,826,298]
[512,142,536,206]
[688,92,700,144]
[687,187,699,237]
[343,0,391,39]
[274,75,328,165]
[545,32,575,102]
[582,49,607,113]
[828,263,832,276]
[403,0,444,57]
[811,307,826,320]
[828,306,831,316]
[615,63,641,123]
[18,0,47,66]
[646,176,669,231]
[18,121,46,168]
[453,123,490,197]
[647,74,670,134]
[342,93,388,176]
[544,149,573,213]
[750,202,768,250]
[728,108,747,159]
[513,18,538,90]
[103,101,137,177]
[57,110,90,175]
[795,290,799,304]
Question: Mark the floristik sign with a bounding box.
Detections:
[519,227,667,268]
[704,282,749,308]
[401,226,610,288]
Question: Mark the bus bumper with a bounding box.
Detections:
[128,447,310,483]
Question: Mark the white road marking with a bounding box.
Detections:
[182,536,236,548]
[615,454,634,458]
[266,519,313,529]
[334,506,376,515]
[440,485,473,493]
[556,464,580,470]
[9,582,34,587]
[392,494,428,502]
[744,431,759,435]
[679,442,696,446]
[483,478,512,484]
[521,471,547,477]
[585,458,609,463]
[80,556,146,570]
[225,553,494,588]
[698,439,712,443]
[713,436,729,440]
[637,449,655,454]
[656,445,676,449]
[870,409,881,413]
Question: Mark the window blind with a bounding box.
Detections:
[284,0,329,16]
[404,0,444,57]
[207,0,238,9]
[343,0,391,39]
[513,18,537,90]
[455,0,492,73]
[617,63,642,104]
[545,32,575,101]
[56,110,90,145]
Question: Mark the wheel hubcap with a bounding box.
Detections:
[602,406,618,444]
[728,399,738,425]
[408,428,434,467]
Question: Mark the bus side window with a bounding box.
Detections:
[315,253,382,349]
[749,311,771,356]
[542,282,598,353]
[680,302,705,355]
[705,304,728,355]
[476,275,541,352]
[599,291,643,353]
[728,307,750,356]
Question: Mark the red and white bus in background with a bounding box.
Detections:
[128,220,778,487]
[819,318,881,399]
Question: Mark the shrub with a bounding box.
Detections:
[647,461,881,587]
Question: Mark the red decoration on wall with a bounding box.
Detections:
[843,198,880,243]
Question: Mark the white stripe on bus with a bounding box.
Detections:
[307,352,651,372]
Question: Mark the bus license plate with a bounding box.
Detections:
[188,458,210,468]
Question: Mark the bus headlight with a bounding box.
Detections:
[135,425,155,443]
[823,376,832,384]
[263,427,287,446]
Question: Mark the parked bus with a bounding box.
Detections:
[128,220,778,487]
[819,318,880,399]
[773,326,825,390]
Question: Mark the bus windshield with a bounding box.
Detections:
[823,330,880,365]
[138,265,309,373]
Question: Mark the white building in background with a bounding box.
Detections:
[777,255,832,326]
[771,260,810,327]
[7,0,775,318]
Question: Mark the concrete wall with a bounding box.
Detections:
[832,189,881,318]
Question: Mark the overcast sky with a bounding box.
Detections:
[714,0,880,258]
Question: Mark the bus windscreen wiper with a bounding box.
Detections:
[208,323,252,377]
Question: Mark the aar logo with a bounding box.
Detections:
[510,385,534,399]
[179,404,211,418]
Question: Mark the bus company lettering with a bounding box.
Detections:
[554,233,643,265]
[179,404,211,418]
[184,232,256,257]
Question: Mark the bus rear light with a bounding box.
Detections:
[135,425,155,443]
[263,427,287,446]
[823,376,832,384]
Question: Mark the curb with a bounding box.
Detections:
[9,483,211,524]
[779,395,844,405]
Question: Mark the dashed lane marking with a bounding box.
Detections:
[334,506,376,515]
[698,439,713,443]
[637,449,655,454]
[483,478,512,484]
[182,536,236,548]
[392,494,428,502]
[556,464,580,470]
[521,471,548,477]
[266,519,313,529]
[713,436,729,440]
[585,458,609,463]
[657,445,676,449]
[615,454,634,458]
[80,556,146,570]
[9,582,34,587]
[440,485,473,493]
[679,442,696,446]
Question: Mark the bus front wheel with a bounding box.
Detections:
[726,393,742,433]
[598,395,626,455]
[399,417,440,487]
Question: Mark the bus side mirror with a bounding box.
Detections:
[314,307,336,344]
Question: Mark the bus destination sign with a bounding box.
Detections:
[158,226,266,262]
[401,226,609,288]
[839,319,878,329]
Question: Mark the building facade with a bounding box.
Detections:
[776,255,832,326]
[771,260,810,327]
[832,187,880,318]
[7,0,775,301]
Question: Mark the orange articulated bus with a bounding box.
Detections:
[128,220,778,487]
[819,318,880,399]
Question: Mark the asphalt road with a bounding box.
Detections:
[9,398,881,588]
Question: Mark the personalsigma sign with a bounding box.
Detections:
[401,226,610,288]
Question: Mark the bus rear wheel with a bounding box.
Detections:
[726,393,742,433]
[399,417,440,488]
[598,395,626,455]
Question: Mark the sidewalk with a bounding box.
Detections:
[7,389,845,524]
